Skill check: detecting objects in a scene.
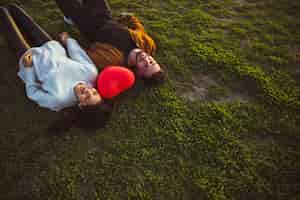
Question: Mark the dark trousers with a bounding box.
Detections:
[54,0,113,39]
[0,4,52,58]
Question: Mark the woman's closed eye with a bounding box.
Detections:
[137,56,143,63]
[137,52,146,62]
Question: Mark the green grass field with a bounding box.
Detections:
[0,0,299,199]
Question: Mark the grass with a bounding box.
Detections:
[0,0,300,199]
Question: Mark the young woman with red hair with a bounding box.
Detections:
[54,0,165,84]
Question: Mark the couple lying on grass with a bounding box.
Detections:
[0,1,165,130]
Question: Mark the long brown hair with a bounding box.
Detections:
[48,102,113,132]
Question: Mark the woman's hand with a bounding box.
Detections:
[22,52,33,68]
[58,32,70,46]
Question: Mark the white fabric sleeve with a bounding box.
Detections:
[25,82,60,112]
[48,41,67,56]
[22,67,37,83]
[65,38,93,65]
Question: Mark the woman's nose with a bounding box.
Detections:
[84,89,91,96]
[146,57,153,64]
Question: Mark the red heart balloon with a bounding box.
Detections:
[97,66,135,99]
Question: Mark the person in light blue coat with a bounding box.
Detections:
[18,33,101,112]
[0,4,112,130]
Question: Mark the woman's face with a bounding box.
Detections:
[128,49,161,78]
[74,83,102,107]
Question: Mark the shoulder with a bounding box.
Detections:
[43,40,60,46]
[43,40,65,51]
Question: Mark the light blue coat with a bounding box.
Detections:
[18,38,98,111]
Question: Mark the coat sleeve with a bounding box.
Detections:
[23,68,60,111]
[65,38,94,65]
[25,83,61,111]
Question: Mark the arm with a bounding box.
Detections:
[86,42,125,68]
[23,68,60,111]
[65,38,94,65]
[58,32,93,65]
